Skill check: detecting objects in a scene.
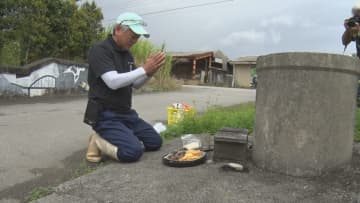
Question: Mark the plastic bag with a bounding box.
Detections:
[181,134,201,150]
[153,122,167,134]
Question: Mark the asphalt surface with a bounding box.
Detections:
[0,85,255,202]
[34,136,360,203]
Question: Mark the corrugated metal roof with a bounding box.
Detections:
[169,50,229,60]
[230,56,259,64]
[168,51,214,60]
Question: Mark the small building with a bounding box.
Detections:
[0,58,89,97]
[230,56,258,88]
[169,51,214,84]
[169,50,233,87]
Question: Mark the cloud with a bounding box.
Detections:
[220,29,282,46]
[92,0,353,58]
[261,16,294,27]
[220,30,266,46]
[269,29,281,44]
[300,21,317,28]
[258,16,295,45]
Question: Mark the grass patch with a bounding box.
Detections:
[162,103,360,143]
[356,109,360,142]
[25,187,54,202]
[71,160,107,179]
[23,160,107,202]
[161,103,255,140]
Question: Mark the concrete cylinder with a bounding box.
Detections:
[253,52,360,177]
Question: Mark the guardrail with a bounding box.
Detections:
[10,75,57,96]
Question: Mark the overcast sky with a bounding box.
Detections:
[86,0,356,59]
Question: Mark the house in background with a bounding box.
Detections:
[230,56,258,88]
[169,50,233,86]
[169,51,214,84]
[166,50,259,88]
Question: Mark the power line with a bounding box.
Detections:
[102,0,234,24]
[141,0,233,16]
[121,0,158,11]
[123,0,198,11]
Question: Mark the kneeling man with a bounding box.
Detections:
[84,12,165,163]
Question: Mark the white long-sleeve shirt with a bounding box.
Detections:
[100,67,150,90]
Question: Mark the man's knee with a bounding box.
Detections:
[118,145,143,162]
[145,134,163,151]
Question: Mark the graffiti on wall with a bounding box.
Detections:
[0,62,89,97]
[63,66,86,83]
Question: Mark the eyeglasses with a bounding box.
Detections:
[120,20,147,26]
[126,29,140,41]
[129,33,140,41]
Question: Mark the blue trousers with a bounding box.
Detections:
[93,110,162,162]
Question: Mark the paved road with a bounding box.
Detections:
[0,85,255,196]
[34,138,360,203]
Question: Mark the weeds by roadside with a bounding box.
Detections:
[131,40,179,92]
[71,160,107,179]
[161,103,255,140]
[23,160,108,202]
[356,109,360,142]
[162,103,360,143]
[25,187,54,202]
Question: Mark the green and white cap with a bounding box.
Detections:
[116,12,150,38]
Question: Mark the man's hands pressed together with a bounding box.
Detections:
[143,52,166,76]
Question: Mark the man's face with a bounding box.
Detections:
[113,25,140,49]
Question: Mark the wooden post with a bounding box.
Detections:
[192,59,196,79]
[207,56,212,83]
[205,58,208,83]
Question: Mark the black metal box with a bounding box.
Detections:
[213,128,249,162]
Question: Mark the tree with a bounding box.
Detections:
[41,0,77,58]
[67,1,103,61]
[0,0,104,65]
[17,0,50,64]
[0,0,21,64]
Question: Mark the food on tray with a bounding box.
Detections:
[179,149,202,161]
[166,149,203,161]
[167,150,186,161]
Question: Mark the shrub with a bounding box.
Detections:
[131,40,178,91]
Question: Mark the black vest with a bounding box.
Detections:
[88,36,135,113]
